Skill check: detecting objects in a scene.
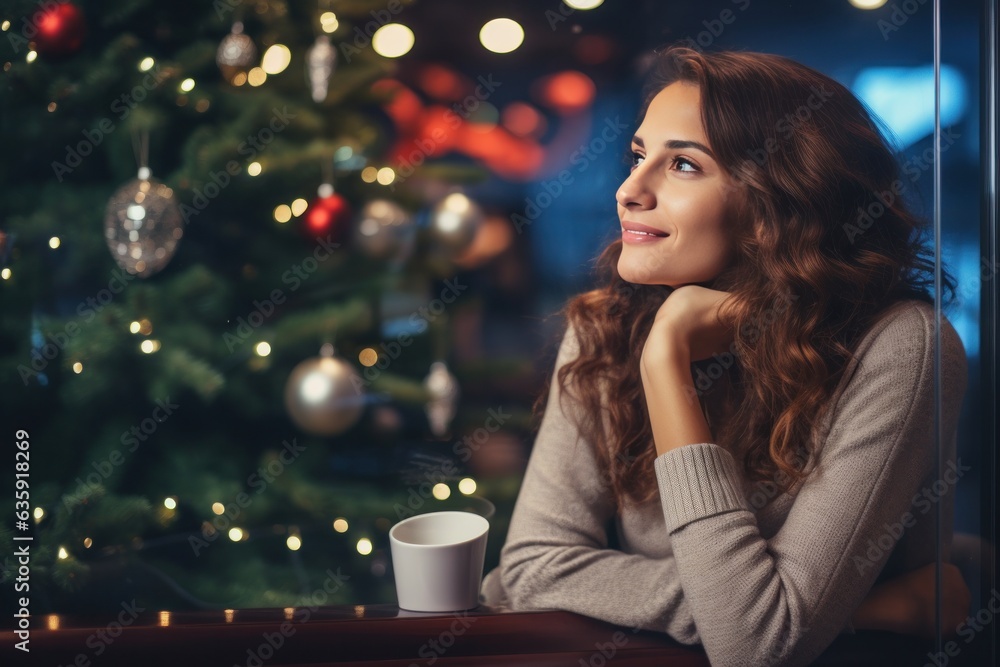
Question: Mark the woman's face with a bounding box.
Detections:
[616,81,738,287]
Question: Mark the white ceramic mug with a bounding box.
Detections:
[389,511,490,612]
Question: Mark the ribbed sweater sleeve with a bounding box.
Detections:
[653,302,968,666]
[488,322,701,642]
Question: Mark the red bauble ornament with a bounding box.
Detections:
[304,192,351,242]
[32,3,87,59]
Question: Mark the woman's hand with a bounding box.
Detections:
[642,285,736,366]
[639,285,737,455]
[851,562,971,639]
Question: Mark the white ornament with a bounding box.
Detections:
[423,361,459,437]
[306,35,337,103]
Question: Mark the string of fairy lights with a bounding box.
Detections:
[33,475,482,567]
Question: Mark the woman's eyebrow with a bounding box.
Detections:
[631,135,716,160]
[665,139,716,160]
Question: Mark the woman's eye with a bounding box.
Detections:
[628,150,644,170]
[672,157,699,173]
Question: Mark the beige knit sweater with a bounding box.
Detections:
[479,298,967,666]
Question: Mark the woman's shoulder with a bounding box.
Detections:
[833,298,969,415]
[854,298,966,365]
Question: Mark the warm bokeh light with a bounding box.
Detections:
[255,342,271,356]
[458,478,477,495]
[479,18,524,54]
[432,483,451,500]
[140,339,161,354]
[248,161,262,176]
[33,507,44,521]
[139,57,155,71]
[163,497,177,510]
[333,518,349,533]
[1,268,10,280]
[212,502,225,515]
[849,0,888,8]
[228,527,244,541]
[358,348,378,367]
[291,198,308,216]
[72,362,83,374]
[356,538,373,555]
[138,318,153,335]
[286,535,302,551]
[232,71,248,86]
[273,204,291,223]
[247,67,267,86]
[564,0,605,9]
[360,166,378,183]
[48,236,60,249]
[179,78,195,92]
[320,12,339,33]
[262,44,291,74]
[538,71,595,115]
[26,50,37,63]
[376,167,395,185]
[58,547,69,560]
[417,64,465,99]
[83,537,93,548]
[372,24,414,58]
[502,102,544,137]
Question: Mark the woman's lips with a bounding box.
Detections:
[621,222,669,244]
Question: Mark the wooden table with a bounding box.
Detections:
[0,602,964,666]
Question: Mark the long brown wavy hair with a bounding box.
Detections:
[533,46,957,515]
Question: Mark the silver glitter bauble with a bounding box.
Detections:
[353,199,416,263]
[103,176,183,277]
[428,192,483,256]
[423,360,459,438]
[284,355,365,435]
[217,22,257,73]
[306,35,337,103]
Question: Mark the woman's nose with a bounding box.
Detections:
[616,170,654,210]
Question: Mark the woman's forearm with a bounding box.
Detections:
[640,328,714,457]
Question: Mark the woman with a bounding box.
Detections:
[479,46,971,666]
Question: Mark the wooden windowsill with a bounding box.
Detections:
[0,602,942,666]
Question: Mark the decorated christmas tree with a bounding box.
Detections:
[0,0,538,615]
